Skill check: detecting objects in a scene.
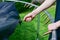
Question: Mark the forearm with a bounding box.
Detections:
[31,0,55,15]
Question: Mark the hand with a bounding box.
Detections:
[43,23,59,36]
[23,13,36,22]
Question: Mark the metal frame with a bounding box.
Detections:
[2,0,56,40]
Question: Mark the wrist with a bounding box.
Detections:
[55,20,60,28]
[31,11,39,16]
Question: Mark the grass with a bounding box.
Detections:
[9,5,56,40]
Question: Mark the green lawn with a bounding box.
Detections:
[9,5,56,40]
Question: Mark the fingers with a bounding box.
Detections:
[24,4,32,8]
[29,6,33,8]
[24,4,29,7]
[26,4,30,8]
[23,16,32,22]
[24,4,30,7]
[24,4,26,7]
